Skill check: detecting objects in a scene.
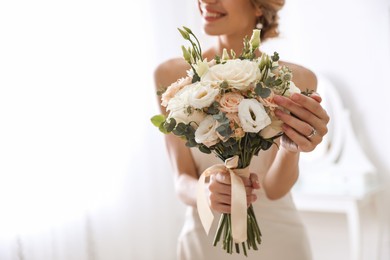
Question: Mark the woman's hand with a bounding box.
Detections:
[207,171,260,214]
[273,92,330,153]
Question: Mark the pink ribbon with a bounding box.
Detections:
[196,155,249,243]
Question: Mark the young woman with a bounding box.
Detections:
[154,0,329,259]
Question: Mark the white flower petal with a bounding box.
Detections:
[238,99,271,133]
[194,115,219,147]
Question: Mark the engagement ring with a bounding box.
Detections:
[306,128,317,139]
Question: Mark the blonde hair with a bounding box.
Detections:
[250,0,285,41]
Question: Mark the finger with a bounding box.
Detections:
[214,171,231,185]
[274,96,328,137]
[245,186,254,196]
[250,173,260,189]
[209,175,231,196]
[290,93,329,121]
[275,108,322,138]
[274,94,327,123]
[282,124,320,152]
[309,92,322,103]
[209,192,231,206]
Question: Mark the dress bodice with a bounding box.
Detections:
[179,147,312,260]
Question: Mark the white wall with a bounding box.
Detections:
[264,0,390,175]
[260,1,390,259]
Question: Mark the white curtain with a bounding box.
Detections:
[0,0,192,259]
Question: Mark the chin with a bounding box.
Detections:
[202,24,224,36]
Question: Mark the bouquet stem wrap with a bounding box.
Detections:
[197,155,249,243]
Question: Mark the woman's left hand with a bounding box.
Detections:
[273,92,330,152]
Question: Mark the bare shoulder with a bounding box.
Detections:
[154,57,191,91]
[280,61,318,92]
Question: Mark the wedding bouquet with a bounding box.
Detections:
[151,26,300,256]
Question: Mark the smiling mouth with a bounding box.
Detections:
[200,7,226,19]
[203,11,224,18]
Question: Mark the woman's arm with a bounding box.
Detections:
[154,59,200,207]
[262,66,330,200]
[164,134,199,207]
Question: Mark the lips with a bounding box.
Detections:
[200,6,226,20]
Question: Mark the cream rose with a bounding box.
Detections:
[238,99,271,133]
[187,82,219,109]
[161,77,192,107]
[201,59,260,90]
[219,92,244,113]
[165,84,192,113]
[194,115,219,147]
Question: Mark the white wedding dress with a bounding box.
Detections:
[177,147,312,260]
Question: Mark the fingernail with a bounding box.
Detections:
[273,95,283,103]
[291,93,300,101]
[274,109,282,117]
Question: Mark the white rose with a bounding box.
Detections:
[194,115,219,147]
[187,82,219,109]
[165,84,191,113]
[161,76,192,107]
[284,81,301,97]
[201,59,260,90]
[238,99,271,133]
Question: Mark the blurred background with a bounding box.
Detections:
[0,0,389,259]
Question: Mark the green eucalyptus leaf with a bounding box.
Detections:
[158,123,168,134]
[192,73,200,83]
[255,84,271,98]
[274,78,283,86]
[172,122,187,136]
[271,52,279,62]
[163,118,176,132]
[185,124,196,135]
[199,145,212,154]
[151,114,166,127]
[185,138,198,147]
[216,124,232,137]
[207,102,220,115]
[220,80,229,89]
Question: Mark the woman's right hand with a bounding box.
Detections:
[207,171,260,214]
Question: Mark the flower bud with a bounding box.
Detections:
[249,29,261,50]
[221,48,230,61]
[182,26,193,34]
[181,45,191,63]
[178,28,190,40]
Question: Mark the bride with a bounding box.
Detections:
[153,0,330,259]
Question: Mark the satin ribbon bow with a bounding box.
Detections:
[196,155,250,243]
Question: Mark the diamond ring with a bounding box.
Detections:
[306,128,317,139]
